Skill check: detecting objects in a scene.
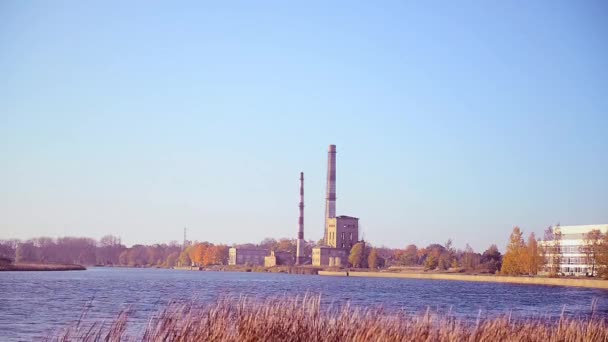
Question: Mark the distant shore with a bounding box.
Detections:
[0,263,86,271]
[319,271,608,289]
[106,265,608,289]
[174,264,323,275]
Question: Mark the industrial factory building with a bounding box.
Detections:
[326,216,359,249]
[312,246,347,267]
[228,247,269,266]
[312,145,360,267]
[229,144,360,268]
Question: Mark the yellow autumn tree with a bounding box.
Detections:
[212,245,229,265]
[191,243,210,266]
[202,244,216,266]
[501,227,526,275]
[349,242,365,268]
[368,248,379,269]
[524,232,543,275]
[179,245,193,267]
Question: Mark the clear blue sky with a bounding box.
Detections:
[1,1,606,251]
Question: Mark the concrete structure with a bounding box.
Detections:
[324,145,337,244]
[296,172,306,264]
[264,250,295,267]
[312,246,348,267]
[312,144,361,267]
[228,247,270,266]
[326,216,359,249]
[264,251,278,267]
[539,224,608,276]
[318,271,608,289]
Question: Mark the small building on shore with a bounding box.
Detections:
[264,250,294,267]
[228,247,270,266]
[312,246,348,267]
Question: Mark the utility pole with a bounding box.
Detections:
[183,227,187,251]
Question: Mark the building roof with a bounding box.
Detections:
[554,224,608,234]
[335,215,359,220]
[229,247,270,252]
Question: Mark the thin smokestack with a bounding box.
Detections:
[324,144,336,244]
[296,172,305,264]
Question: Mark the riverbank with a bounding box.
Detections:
[0,263,86,271]
[319,271,608,289]
[174,264,323,275]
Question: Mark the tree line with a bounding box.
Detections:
[178,243,229,267]
[496,226,608,278]
[347,227,608,278]
[3,227,607,277]
[346,240,502,274]
[0,236,183,267]
[0,236,318,268]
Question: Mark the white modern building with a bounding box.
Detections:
[540,224,608,276]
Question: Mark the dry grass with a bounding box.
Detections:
[49,296,608,342]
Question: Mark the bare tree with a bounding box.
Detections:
[461,244,478,271]
[580,229,603,276]
[550,227,562,276]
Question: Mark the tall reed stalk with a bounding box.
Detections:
[49,295,608,341]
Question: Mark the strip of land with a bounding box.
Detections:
[174,265,322,275]
[0,263,86,271]
[319,271,608,289]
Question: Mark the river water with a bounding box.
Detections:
[1,267,607,340]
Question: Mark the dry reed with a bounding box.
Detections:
[49,295,608,342]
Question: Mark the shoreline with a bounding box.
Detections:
[0,263,86,271]
[87,266,608,289]
[174,264,323,275]
[319,271,608,289]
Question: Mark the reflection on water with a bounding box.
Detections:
[0,268,606,341]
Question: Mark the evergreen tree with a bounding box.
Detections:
[481,244,502,274]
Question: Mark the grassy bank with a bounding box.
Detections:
[319,271,608,289]
[51,296,607,341]
[0,263,86,271]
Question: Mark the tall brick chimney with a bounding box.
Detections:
[324,144,336,244]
